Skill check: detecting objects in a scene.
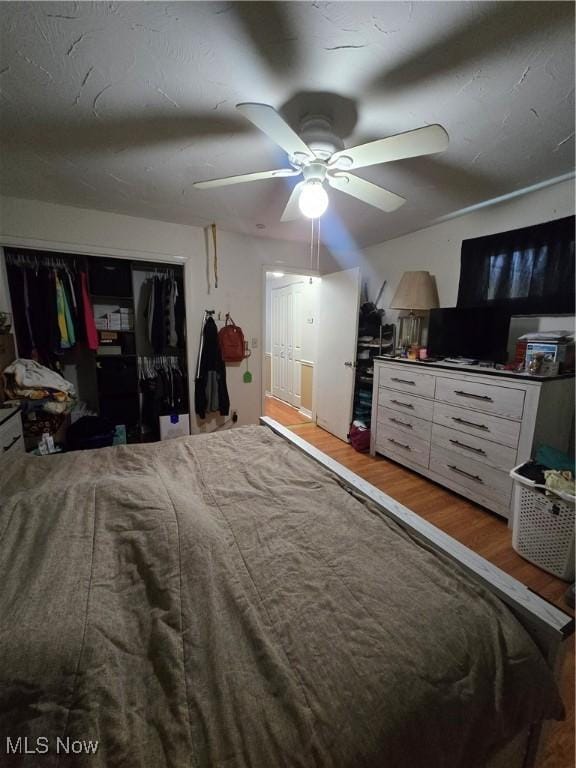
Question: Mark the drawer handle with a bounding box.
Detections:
[388,438,411,451]
[449,438,486,455]
[390,399,414,409]
[390,417,413,429]
[451,416,489,431]
[391,377,415,385]
[448,464,484,484]
[453,390,493,402]
[2,435,20,452]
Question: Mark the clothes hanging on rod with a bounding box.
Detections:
[195,313,229,419]
[138,354,188,440]
[5,249,97,364]
[55,272,75,349]
[80,271,98,351]
[143,271,185,353]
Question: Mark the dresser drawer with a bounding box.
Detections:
[0,413,24,460]
[433,402,521,449]
[431,423,517,471]
[378,388,434,422]
[378,406,432,442]
[435,377,525,420]
[429,444,513,505]
[378,366,435,398]
[376,427,430,468]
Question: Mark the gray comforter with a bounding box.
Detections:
[0,426,563,767]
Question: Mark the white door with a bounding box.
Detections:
[271,283,302,406]
[271,287,287,401]
[291,283,304,409]
[316,267,361,441]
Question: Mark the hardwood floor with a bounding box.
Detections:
[264,396,311,428]
[287,422,574,768]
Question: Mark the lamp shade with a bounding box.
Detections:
[390,271,440,311]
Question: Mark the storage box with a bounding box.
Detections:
[89,259,132,297]
[159,413,190,441]
[525,342,574,373]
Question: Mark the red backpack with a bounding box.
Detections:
[218,315,246,362]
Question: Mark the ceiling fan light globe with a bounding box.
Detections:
[298,182,329,219]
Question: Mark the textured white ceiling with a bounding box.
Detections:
[0,1,574,248]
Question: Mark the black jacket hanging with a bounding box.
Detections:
[195,317,230,419]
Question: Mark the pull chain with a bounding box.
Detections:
[316,216,321,273]
[310,216,314,273]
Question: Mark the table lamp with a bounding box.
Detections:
[390,271,439,351]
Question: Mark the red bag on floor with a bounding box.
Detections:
[349,423,370,452]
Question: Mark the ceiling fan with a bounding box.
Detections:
[193,103,449,220]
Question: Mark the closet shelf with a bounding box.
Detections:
[91,294,134,302]
[96,353,137,359]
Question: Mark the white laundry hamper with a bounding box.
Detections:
[510,464,575,581]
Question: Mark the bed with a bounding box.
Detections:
[0,420,572,768]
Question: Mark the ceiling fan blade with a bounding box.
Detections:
[328,174,406,213]
[280,182,305,222]
[194,168,299,190]
[330,125,449,171]
[236,103,314,160]
[232,3,299,77]
[367,3,573,95]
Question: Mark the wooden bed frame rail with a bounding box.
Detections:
[260,417,573,768]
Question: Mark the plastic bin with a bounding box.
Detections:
[510,464,575,581]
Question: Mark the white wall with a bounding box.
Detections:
[0,195,327,429]
[362,178,575,347]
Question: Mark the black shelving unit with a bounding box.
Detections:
[352,317,395,427]
[89,258,140,442]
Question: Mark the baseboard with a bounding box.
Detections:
[299,407,312,418]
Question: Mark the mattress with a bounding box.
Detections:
[0,425,563,767]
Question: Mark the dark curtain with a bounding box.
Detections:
[457,215,575,314]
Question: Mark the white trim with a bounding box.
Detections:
[432,172,576,224]
[0,234,187,263]
[298,407,312,418]
[259,416,573,648]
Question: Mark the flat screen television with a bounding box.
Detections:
[427,307,511,363]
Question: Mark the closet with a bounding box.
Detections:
[4,248,188,446]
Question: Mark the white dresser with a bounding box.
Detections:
[371,359,575,519]
[0,406,24,463]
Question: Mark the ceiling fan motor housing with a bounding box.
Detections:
[302,162,328,183]
[299,115,344,161]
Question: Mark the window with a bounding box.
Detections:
[457,216,575,314]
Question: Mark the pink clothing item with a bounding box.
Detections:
[80,271,99,351]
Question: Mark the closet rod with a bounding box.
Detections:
[6,252,73,269]
[145,267,178,277]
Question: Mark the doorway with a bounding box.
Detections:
[264,271,318,427]
[262,267,361,440]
